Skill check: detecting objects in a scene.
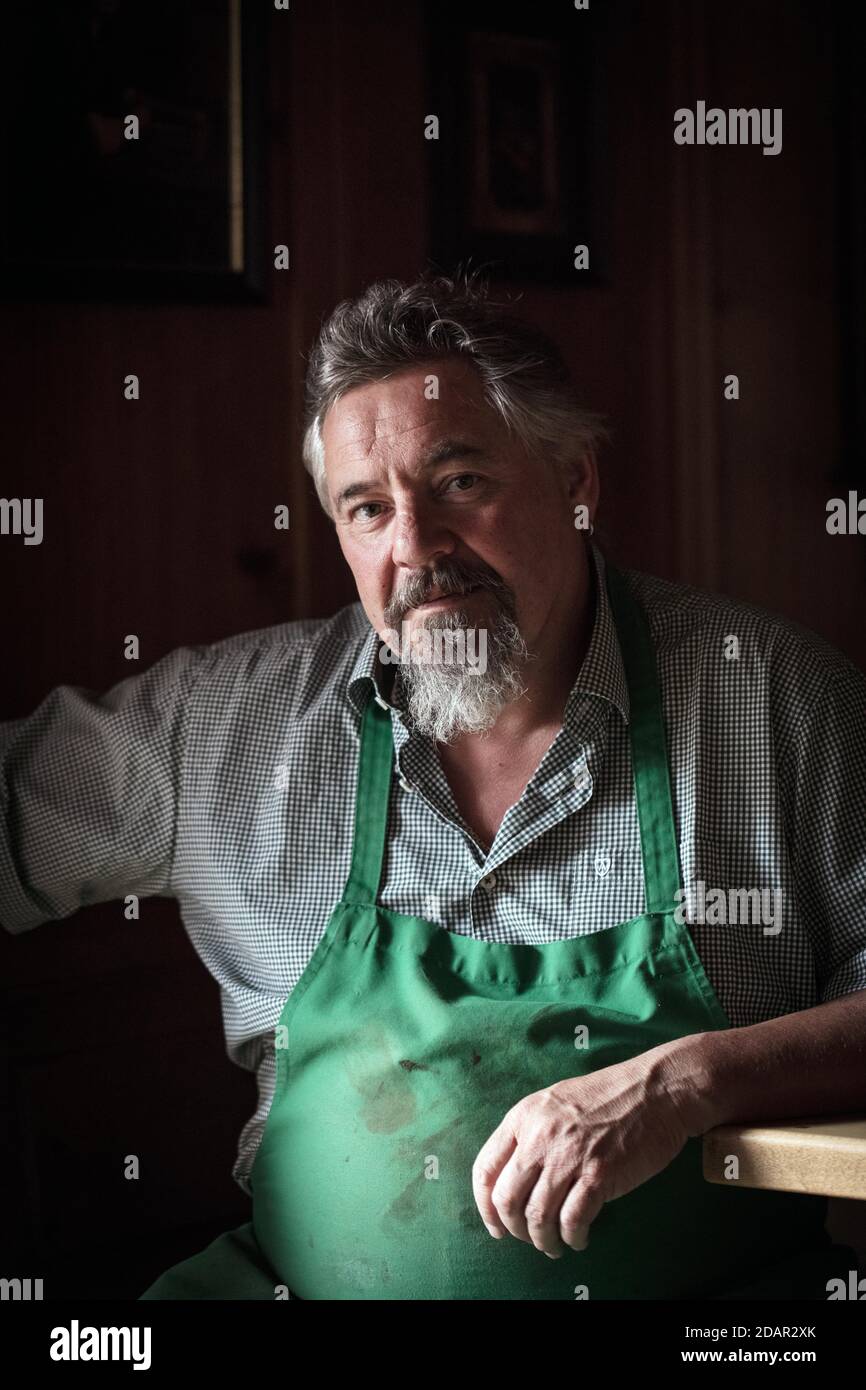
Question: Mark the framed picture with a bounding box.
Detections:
[427,3,610,284]
[0,0,268,302]
[468,33,566,240]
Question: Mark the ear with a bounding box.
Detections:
[564,449,600,514]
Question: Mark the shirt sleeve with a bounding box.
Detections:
[0,645,211,933]
[785,657,866,1003]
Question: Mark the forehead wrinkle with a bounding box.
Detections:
[338,420,455,477]
[332,404,435,454]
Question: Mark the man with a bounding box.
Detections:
[3,273,865,1300]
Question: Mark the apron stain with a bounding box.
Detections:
[386,1173,424,1225]
[361,1080,416,1133]
[344,1023,419,1132]
[459,1203,482,1230]
[382,1116,469,1232]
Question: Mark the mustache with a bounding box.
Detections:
[384,561,513,627]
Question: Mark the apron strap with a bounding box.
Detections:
[343,691,394,902]
[604,562,683,914]
[345,557,683,915]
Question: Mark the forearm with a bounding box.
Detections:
[657,988,866,1134]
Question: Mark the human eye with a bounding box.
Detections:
[349,500,386,522]
[442,472,481,495]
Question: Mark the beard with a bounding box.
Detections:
[384,563,532,744]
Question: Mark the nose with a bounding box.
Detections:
[390,496,457,571]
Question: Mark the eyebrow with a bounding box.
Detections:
[334,438,488,514]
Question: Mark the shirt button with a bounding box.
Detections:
[481,872,498,892]
[374,694,389,710]
[398,775,413,792]
[574,768,592,793]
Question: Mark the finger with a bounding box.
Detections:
[559,1170,607,1251]
[490,1148,543,1244]
[472,1124,517,1238]
[524,1167,576,1259]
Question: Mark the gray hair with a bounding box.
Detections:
[301,271,608,518]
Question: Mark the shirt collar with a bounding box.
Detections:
[564,540,631,729]
[347,611,400,717]
[347,540,630,727]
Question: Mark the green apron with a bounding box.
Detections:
[140,562,850,1300]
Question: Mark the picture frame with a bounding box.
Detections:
[426,2,611,285]
[0,0,268,303]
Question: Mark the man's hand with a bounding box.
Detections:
[471,1043,708,1258]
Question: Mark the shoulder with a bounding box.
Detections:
[615,560,866,732]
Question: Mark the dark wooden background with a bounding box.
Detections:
[1,0,864,1297]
